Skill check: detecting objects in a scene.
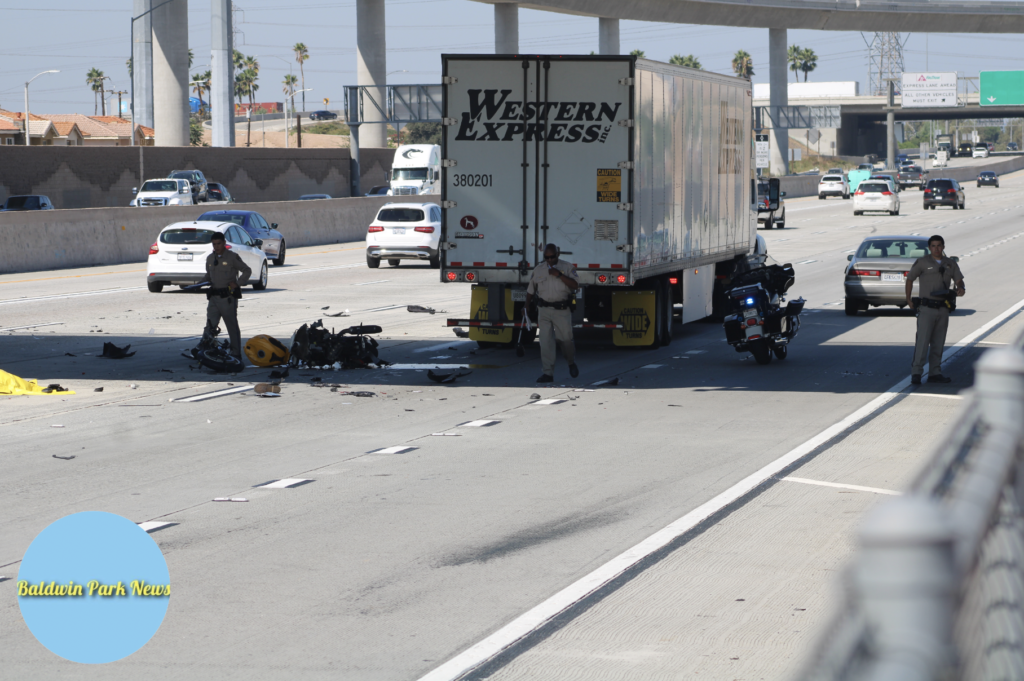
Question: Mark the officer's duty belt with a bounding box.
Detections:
[536,298,570,310]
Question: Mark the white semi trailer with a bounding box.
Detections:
[440,55,770,348]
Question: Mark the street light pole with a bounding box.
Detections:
[24,70,59,146]
[285,88,312,149]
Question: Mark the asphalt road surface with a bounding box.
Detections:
[2,172,1023,680]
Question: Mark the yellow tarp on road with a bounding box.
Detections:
[0,370,75,396]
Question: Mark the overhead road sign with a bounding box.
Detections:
[981,71,1024,106]
[901,72,957,108]
[755,106,841,129]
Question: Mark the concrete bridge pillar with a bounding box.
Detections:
[599,18,620,55]
[495,3,519,54]
[132,0,154,129]
[357,0,388,148]
[152,0,189,146]
[768,27,789,176]
[211,0,234,147]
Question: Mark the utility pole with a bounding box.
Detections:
[112,90,128,118]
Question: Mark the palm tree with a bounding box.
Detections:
[283,73,298,113]
[669,54,702,69]
[630,49,646,58]
[787,45,802,82]
[126,57,133,78]
[86,68,108,115]
[293,42,310,112]
[192,70,211,115]
[799,47,818,82]
[731,50,754,80]
[188,48,194,70]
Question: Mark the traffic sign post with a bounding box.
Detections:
[981,71,1024,106]
[755,134,769,169]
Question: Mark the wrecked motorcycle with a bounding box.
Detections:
[183,335,245,373]
[289,320,384,369]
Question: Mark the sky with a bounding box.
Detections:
[2,0,1023,116]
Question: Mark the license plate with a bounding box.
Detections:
[743,308,758,318]
[392,228,405,235]
[882,273,902,282]
[177,253,193,261]
[511,289,527,302]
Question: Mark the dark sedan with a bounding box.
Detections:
[196,210,287,266]
[207,183,234,202]
[308,110,338,121]
[365,185,390,196]
[1,195,54,211]
[923,178,965,210]
[977,171,999,188]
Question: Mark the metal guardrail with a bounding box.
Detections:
[794,338,1024,681]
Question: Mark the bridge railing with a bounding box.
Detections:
[793,340,1024,681]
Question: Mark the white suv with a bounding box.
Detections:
[132,178,194,207]
[366,203,441,268]
[818,174,850,200]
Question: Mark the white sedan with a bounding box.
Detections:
[853,181,901,216]
[972,146,990,158]
[146,221,269,293]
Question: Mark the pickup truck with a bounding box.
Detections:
[897,165,927,191]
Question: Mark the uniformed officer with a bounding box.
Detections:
[199,231,251,359]
[525,244,580,383]
[905,234,965,384]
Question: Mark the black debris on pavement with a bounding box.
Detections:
[52,454,75,460]
[324,311,350,317]
[100,342,135,359]
[158,369,173,373]
[311,377,323,383]
[322,306,330,310]
[41,384,70,394]
[407,305,437,314]
[427,369,472,384]
[94,387,104,392]
[64,352,77,357]
[453,327,469,338]
[268,367,290,380]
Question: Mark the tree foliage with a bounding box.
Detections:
[799,48,818,82]
[787,45,802,82]
[731,50,754,79]
[403,122,441,145]
[669,54,702,69]
[630,49,646,58]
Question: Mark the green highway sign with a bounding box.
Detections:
[980,71,1024,106]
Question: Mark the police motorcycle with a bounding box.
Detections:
[722,255,804,365]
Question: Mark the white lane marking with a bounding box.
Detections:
[171,385,253,402]
[414,341,473,354]
[907,392,964,400]
[431,432,461,437]
[684,350,706,355]
[640,364,663,369]
[137,521,177,533]
[364,304,406,312]
[781,476,901,496]
[212,497,248,502]
[256,478,314,489]
[797,259,818,265]
[0,287,147,306]
[844,249,856,253]
[459,420,500,428]
[0,321,64,332]
[824,301,843,306]
[385,364,470,370]
[533,399,566,405]
[414,294,1024,681]
[369,446,417,455]
[355,279,390,286]
[272,263,362,277]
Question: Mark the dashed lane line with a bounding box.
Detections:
[255,479,314,489]
[369,446,418,455]
[781,476,900,496]
[0,321,64,332]
[170,385,254,402]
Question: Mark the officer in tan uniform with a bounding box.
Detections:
[905,234,964,384]
[199,231,251,359]
[525,244,580,383]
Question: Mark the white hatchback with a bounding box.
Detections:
[853,181,901,216]
[817,174,850,200]
[146,221,269,293]
[365,202,441,268]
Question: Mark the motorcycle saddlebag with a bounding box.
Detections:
[723,316,745,344]
[785,298,805,316]
[763,311,787,336]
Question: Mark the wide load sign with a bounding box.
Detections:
[901,72,957,108]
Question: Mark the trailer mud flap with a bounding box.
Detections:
[469,285,514,343]
[612,290,656,346]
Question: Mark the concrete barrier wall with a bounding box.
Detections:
[0,195,439,275]
[0,146,396,209]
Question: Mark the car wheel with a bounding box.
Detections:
[388,259,400,267]
[272,241,286,266]
[366,254,380,269]
[147,281,164,293]
[818,194,825,200]
[252,261,268,290]
[961,200,965,210]
[429,254,440,269]
[845,298,859,316]
[854,211,862,216]
[776,212,785,229]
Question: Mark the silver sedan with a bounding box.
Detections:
[844,236,930,315]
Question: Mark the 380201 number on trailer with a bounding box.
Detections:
[439,54,760,348]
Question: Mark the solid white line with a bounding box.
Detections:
[906,392,964,401]
[270,263,362,277]
[414,341,473,354]
[355,279,390,286]
[414,294,1024,681]
[797,259,818,265]
[781,476,901,496]
[171,385,253,402]
[364,304,406,312]
[533,399,566,405]
[0,287,147,305]
[0,321,64,332]
[385,363,470,370]
[137,521,177,533]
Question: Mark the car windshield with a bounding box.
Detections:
[141,181,178,192]
[392,168,428,181]
[857,239,929,258]
[5,196,40,209]
[859,183,889,193]
[197,214,245,226]
[160,228,216,244]
[822,175,843,182]
[377,208,424,222]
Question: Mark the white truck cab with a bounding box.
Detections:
[387,144,440,196]
[132,178,195,207]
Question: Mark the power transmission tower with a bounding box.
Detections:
[862,33,910,96]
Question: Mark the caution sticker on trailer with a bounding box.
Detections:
[597,169,621,202]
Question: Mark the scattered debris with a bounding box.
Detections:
[530,393,541,400]
[1,370,76,396]
[321,306,330,310]
[668,404,682,407]
[269,367,290,380]
[100,342,135,359]
[339,390,376,398]
[42,384,69,394]
[324,309,350,318]
[254,383,281,395]
[453,327,469,338]
[407,305,442,315]
[94,387,104,392]
[52,454,75,460]
[64,352,77,357]
[158,369,173,373]
[427,369,472,384]
[129,384,138,389]
[289,320,383,369]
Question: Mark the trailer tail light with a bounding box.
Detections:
[368,225,384,232]
[414,226,435,233]
[597,274,608,283]
[616,274,627,284]
[445,271,459,282]
[465,271,477,282]
[149,242,159,255]
[851,269,880,277]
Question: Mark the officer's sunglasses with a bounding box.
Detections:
[544,254,558,261]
